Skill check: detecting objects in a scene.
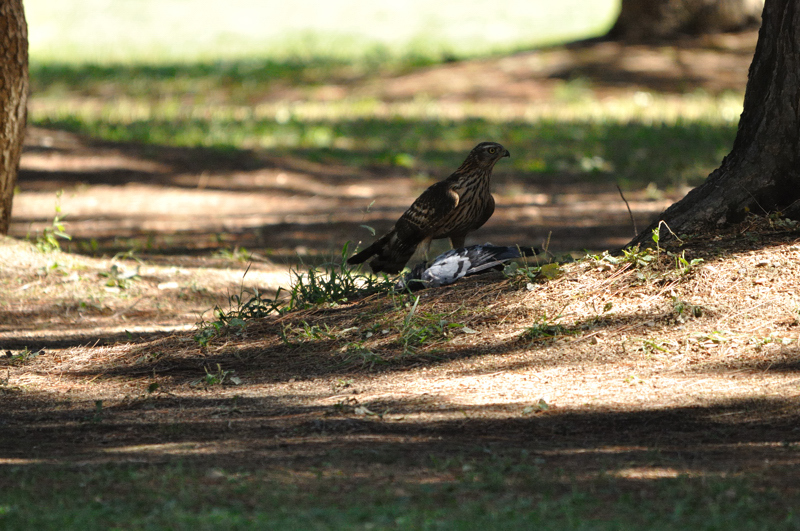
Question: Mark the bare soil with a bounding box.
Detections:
[5,33,799,497]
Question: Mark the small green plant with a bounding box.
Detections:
[194,284,284,348]
[113,249,144,263]
[194,320,223,348]
[398,295,463,354]
[673,297,703,321]
[589,247,655,269]
[651,222,703,274]
[694,331,728,346]
[215,246,252,262]
[504,262,562,284]
[403,316,462,349]
[398,295,422,354]
[332,378,354,392]
[280,321,337,346]
[32,190,71,252]
[37,259,70,277]
[522,398,550,415]
[620,245,656,268]
[7,347,44,365]
[651,220,686,252]
[195,309,246,348]
[99,264,140,288]
[286,241,395,310]
[623,374,644,385]
[674,250,704,275]
[640,339,670,353]
[195,364,238,387]
[595,233,666,272]
[298,321,336,341]
[193,243,395,347]
[767,211,800,230]
[522,315,569,341]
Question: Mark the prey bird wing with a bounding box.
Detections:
[396,244,540,290]
[347,142,510,274]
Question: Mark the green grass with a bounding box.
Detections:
[0,460,796,530]
[31,96,740,190]
[194,243,396,348]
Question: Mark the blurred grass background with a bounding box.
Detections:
[26,0,619,63]
[23,0,743,194]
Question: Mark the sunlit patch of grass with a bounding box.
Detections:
[29,86,744,126]
[30,91,740,190]
[25,0,618,65]
[27,52,742,194]
[28,60,426,103]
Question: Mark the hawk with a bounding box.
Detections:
[347,142,510,274]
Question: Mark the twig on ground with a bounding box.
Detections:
[617,185,637,237]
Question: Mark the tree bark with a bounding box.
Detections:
[609,0,764,41]
[628,0,800,248]
[0,0,28,235]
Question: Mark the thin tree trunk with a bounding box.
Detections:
[628,0,800,248]
[0,0,29,235]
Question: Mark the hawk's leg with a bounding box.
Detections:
[449,235,466,249]
[419,238,434,262]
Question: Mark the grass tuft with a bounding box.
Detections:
[29,191,71,253]
[194,243,396,347]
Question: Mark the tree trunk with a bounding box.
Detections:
[609,0,764,41]
[628,0,800,248]
[0,0,28,235]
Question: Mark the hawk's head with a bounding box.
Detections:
[462,142,511,171]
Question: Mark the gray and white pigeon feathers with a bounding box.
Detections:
[396,243,539,290]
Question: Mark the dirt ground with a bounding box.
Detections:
[4,32,799,503]
[2,219,800,492]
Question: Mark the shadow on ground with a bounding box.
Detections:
[13,117,736,262]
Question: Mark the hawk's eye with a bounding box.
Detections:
[487,147,496,154]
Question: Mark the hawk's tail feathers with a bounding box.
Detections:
[367,236,420,274]
[346,233,391,266]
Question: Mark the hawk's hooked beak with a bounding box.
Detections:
[503,149,511,158]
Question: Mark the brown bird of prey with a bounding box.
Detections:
[347,141,510,274]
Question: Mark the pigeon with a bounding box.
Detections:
[395,244,539,290]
